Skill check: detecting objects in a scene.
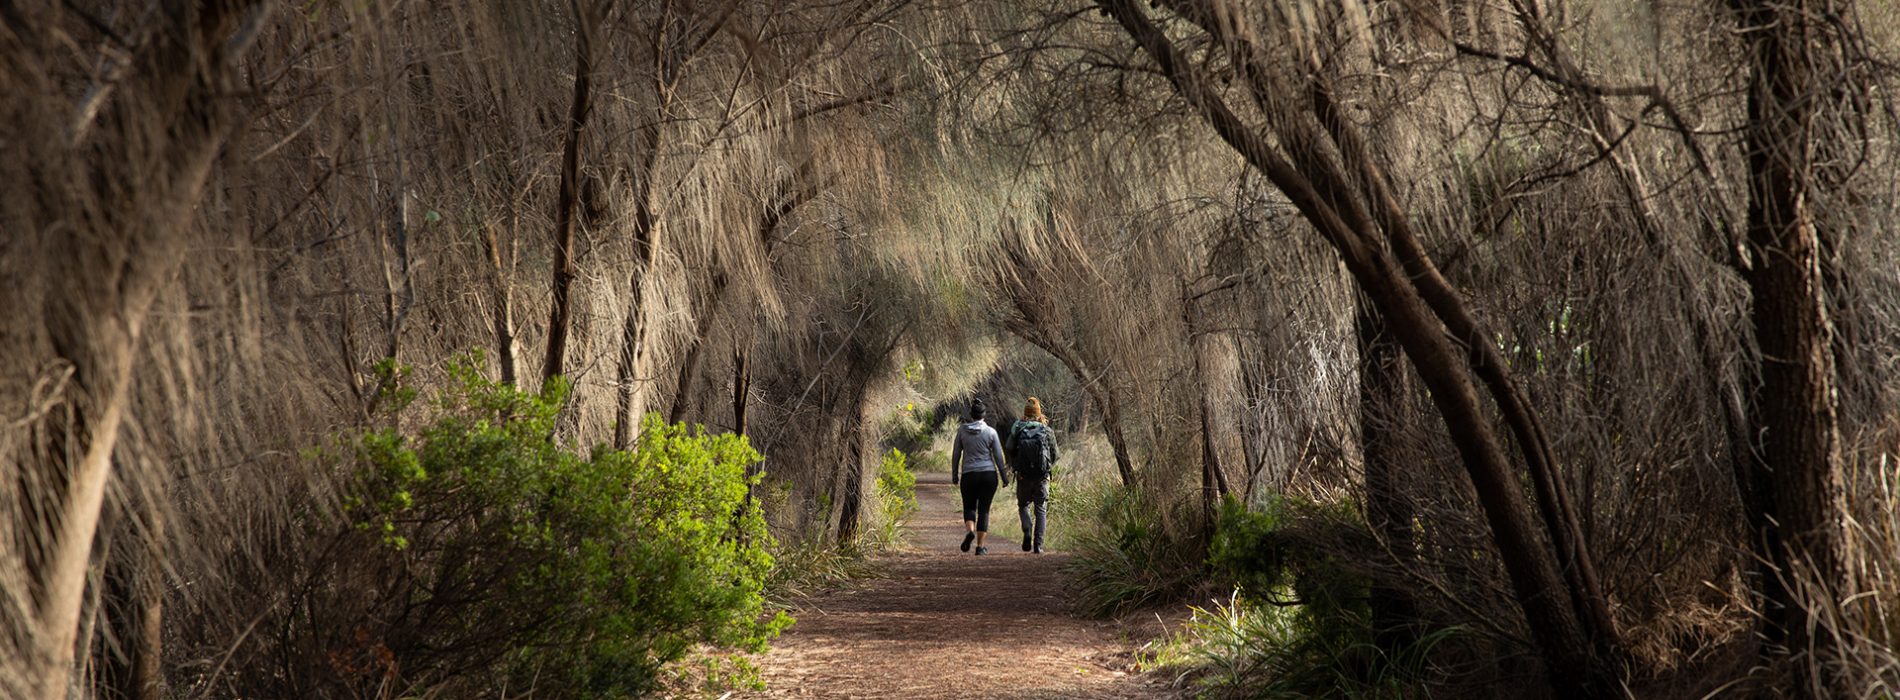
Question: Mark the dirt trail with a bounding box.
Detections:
[742,472,1169,699]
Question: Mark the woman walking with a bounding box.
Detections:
[950,399,1009,555]
[1005,397,1059,553]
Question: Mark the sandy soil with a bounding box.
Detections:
[740,472,1174,699]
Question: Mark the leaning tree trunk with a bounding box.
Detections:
[1003,320,1137,488]
[1732,0,1852,693]
[1097,392,1137,487]
[1096,1,1619,693]
[4,3,264,697]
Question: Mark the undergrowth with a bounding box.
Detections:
[764,537,882,607]
[1138,592,1463,699]
[1062,482,1466,698]
[1059,480,1209,617]
[765,448,930,605]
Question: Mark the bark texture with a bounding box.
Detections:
[1732,0,1852,693]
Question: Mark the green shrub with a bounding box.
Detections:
[340,356,791,698]
[1209,497,1364,625]
[876,448,918,521]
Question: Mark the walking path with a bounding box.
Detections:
[742,472,1169,699]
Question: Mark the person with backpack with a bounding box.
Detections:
[950,398,1009,555]
[1005,397,1059,553]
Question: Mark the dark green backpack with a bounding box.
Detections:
[1011,423,1051,480]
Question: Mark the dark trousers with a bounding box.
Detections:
[1017,478,1049,545]
[959,470,999,531]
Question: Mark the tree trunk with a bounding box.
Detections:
[1732,1,1851,692]
[1096,1,1616,693]
[1306,79,1618,657]
[100,504,163,700]
[1234,338,1269,500]
[837,422,867,545]
[734,348,751,438]
[539,0,597,388]
[482,224,519,385]
[1184,288,1230,533]
[1357,294,1419,650]
[612,276,653,447]
[1198,406,1226,533]
[1081,377,1136,487]
[735,347,756,540]
[612,125,665,449]
[1004,323,1136,488]
[1071,392,1090,433]
[9,3,262,696]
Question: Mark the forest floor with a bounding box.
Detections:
[740,472,1176,699]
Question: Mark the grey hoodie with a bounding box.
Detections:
[950,419,1006,480]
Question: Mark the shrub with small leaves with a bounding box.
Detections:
[876,448,918,521]
[338,355,790,697]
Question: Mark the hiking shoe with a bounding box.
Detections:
[960,532,974,552]
[975,546,987,555]
[1033,543,1045,554]
[1022,537,1032,552]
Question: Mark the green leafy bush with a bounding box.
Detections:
[1209,497,1365,623]
[876,448,918,521]
[339,356,790,697]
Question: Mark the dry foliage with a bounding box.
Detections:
[2,0,1898,697]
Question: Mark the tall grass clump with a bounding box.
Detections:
[1777,453,1900,696]
[1139,592,1463,699]
[764,537,883,606]
[1134,499,1465,698]
[1061,480,1210,617]
[766,447,925,602]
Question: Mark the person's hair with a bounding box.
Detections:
[1022,397,1046,423]
[969,398,986,420]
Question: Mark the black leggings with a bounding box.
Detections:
[959,470,999,532]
